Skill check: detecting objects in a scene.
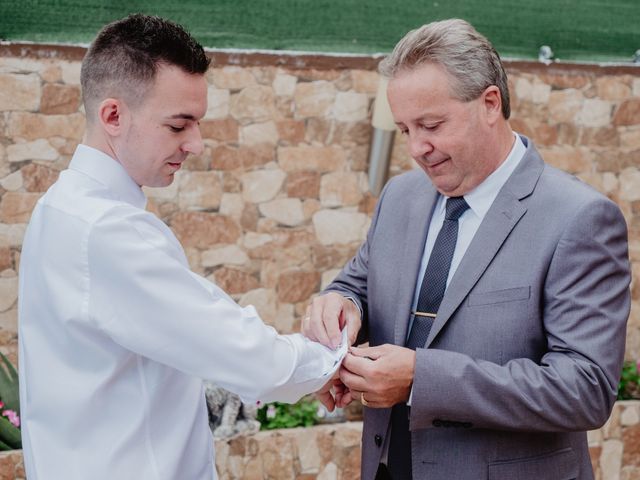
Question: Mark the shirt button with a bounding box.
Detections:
[374,434,382,447]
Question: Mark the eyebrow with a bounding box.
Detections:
[166,114,198,121]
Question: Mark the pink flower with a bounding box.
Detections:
[0,401,4,410]
[266,405,276,419]
[2,410,19,428]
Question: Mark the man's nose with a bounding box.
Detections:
[408,133,434,159]
[182,125,204,156]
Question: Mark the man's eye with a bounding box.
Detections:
[421,124,439,131]
[169,126,185,132]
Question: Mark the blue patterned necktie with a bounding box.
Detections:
[388,196,470,480]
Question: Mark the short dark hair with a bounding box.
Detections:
[81,14,211,121]
[379,19,511,119]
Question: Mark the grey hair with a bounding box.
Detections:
[378,19,510,119]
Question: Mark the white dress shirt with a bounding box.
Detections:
[18,145,346,480]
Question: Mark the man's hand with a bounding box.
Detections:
[302,292,361,349]
[340,344,416,409]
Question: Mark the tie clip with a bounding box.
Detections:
[412,311,436,318]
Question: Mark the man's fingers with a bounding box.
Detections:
[316,390,335,412]
[321,294,345,349]
[349,345,384,360]
[342,351,376,376]
[339,364,367,392]
[336,390,354,408]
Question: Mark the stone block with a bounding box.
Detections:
[539,73,590,90]
[548,89,583,124]
[596,77,632,101]
[259,434,296,480]
[313,209,370,245]
[212,144,274,170]
[577,99,613,127]
[287,171,321,199]
[278,146,346,173]
[239,288,277,326]
[240,121,279,145]
[201,245,249,268]
[0,192,41,223]
[601,439,623,480]
[143,174,179,202]
[620,128,640,149]
[230,85,275,122]
[204,86,230,120]
[0,73,40,111]
[620,168,640,201]
[177,171,222,210]
[208,66,256,89]
[320,171,364,207]
[7,112,85,140]
[213,267,260,295]
[276,120,305,145]
[294,81,336,118]
[614,99,640,126]
[21,163,60,192]
[40,63,61,83]
[0,271,18,313]
[40,83,81,114]
[277,270,320,303]
[531,82,551,104]
[623,423,640,467]
[219,193,244,219]
[303,198,321,219]
[273,73,297,96]
[259,198,305,226]
[170,212,240,249]
[351,70,379,93]
[333,92,369,122]
[0,225,26,248]
[0,172,22,192]
[621,403,640,426]
[199,118,238,142]
[7,139,58,163]
[59,60,81,85]
[321,269,341,290]
[241,169,286,203]
[539,146,591,173]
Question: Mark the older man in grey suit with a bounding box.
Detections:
[304,19,631,480]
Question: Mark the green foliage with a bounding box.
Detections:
[257,396,320,430]
[0,353,19,414]
[0,417,20,450]
[0,352,21,451]
[618,360,640,400]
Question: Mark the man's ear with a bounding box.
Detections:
[481,86,503,125]
[97,98,128,137]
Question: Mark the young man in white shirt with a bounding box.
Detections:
[18,14,344,480]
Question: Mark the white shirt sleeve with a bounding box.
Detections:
[86,205,345,404]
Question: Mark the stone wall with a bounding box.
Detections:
[0,400,639,480]
[0,46,638,365]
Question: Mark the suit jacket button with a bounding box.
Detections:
[432,419,443,427]
[374,434,382,447]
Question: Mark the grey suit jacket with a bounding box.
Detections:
[327,137,631,480]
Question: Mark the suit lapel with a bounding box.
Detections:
[392,182,438,346]
[425,138,545,347]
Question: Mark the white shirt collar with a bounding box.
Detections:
[463,132,526,220]
[69,144,147,209]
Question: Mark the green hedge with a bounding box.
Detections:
[1,0,639,62]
